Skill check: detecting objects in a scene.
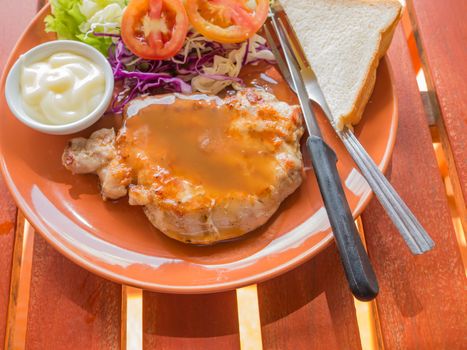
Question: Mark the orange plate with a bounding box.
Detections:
[0,6,397,293]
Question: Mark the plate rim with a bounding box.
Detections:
[0,4,398,293]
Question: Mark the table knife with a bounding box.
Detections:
[266,13,379,301]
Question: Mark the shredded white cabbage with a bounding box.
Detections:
[191,34,275,94]
[171,32,209,64]
[79,0,126,37]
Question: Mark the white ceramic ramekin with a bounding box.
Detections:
[5,40,114,135]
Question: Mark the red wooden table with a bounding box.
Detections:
[1,1,466,349]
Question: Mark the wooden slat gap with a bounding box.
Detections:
[4,215,35,350]
[401,10,441,127]
[433,144,467,273]
[124,286,143,350]
[3,213,24,350]
[236,285,263,350]
[121,286,128,350]
[355,217,385,350]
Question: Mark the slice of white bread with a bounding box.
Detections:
[280,0,402,129]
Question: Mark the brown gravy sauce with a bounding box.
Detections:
[122,96,277,197]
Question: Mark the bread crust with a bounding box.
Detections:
[337,2,401,129]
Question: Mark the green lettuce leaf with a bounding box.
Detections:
[45,0,126,55]
[45,0,86,40]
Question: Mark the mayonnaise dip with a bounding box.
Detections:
[20,52,105,125]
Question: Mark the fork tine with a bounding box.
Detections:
[264,21,295,92]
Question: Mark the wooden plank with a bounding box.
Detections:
[361,26,467,349]
[407,0,467,228]
[143,291,240,349]
[3,215,31,350]
[0,0,38,346]
[257,243,362,350]
[0,182,18,347]
[25,235,122,350]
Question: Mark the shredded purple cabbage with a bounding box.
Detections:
[107,37,193,113]
[98,32,273,114]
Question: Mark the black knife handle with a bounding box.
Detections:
[307,136,379,301]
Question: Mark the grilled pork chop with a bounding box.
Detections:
[63,89,304,244]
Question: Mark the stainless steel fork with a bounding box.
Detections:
[264,7,434,254]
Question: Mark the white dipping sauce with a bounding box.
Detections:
[20,52,105,125]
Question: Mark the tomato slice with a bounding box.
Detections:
[185,0,269,43]
[122,0,189,60]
